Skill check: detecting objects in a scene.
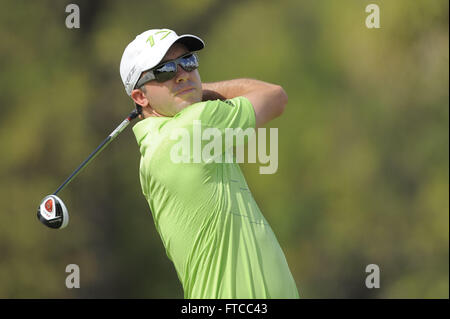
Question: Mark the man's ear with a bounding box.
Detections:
[131,88,148,108]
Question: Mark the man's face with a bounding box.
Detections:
[137,43,202,117]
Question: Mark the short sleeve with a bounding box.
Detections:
[199,96,256,131]
[170,96,257,157]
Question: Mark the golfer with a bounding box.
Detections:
[120,28,299,298]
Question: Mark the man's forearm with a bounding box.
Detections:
[202,79,271,101]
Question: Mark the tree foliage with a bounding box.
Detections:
[0,0,448,298]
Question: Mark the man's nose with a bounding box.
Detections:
[175,65,188,83]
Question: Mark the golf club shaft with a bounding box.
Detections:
[53,110,139,195]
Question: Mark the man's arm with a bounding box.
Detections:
[202,79,288,128]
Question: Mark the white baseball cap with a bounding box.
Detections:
[120,28,205,96]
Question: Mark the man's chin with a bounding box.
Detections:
[176,96,201,108]
[172,102,193,115]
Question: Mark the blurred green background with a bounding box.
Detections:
[0,0,448,298]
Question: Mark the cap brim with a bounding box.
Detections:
[174,34,205,52]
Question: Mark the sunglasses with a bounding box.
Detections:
[135,52,199,88]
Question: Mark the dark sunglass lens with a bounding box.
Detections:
[154,62,177,82]
[180,54,199,72]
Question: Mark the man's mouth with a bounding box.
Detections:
[175,87,195,96]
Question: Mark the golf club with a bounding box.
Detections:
[37,109,140,229]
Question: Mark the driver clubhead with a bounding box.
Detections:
[37,195,69,229]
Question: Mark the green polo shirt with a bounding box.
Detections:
[133,96,299,298]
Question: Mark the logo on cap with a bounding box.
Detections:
[125,65,137,87]
[146,30,172,47]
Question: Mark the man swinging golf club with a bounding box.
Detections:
[120,28,299,299]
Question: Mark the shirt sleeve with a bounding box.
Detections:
[198,96,256,131]
[171,96,256,155]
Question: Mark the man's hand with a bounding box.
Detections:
[202,79,287,128]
